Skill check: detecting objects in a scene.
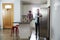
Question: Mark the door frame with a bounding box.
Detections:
[2,3,14,28]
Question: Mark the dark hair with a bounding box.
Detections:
[37,9,40,12]
[29,11,31,12]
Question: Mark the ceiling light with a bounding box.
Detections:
[5,5,12,9]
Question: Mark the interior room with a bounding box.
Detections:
[0,0,50,40]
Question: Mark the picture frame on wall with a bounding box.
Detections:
[21,15,29,23]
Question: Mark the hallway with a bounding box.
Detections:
[0,0,50,40]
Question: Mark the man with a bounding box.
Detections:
[35,9,42,40]
[27,11,33,22]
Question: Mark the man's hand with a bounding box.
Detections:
[40,15,42,17]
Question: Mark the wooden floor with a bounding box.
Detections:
[0,28,47,40]
[0,29,20,40]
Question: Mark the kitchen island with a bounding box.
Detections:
[18,22,32,39]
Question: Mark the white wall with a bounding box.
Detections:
[50,0,60,40]
[0,0,21,29]
[22,5,32,15]
[0,0,3,29]
[0,1,1,29]
[14,0,21,22]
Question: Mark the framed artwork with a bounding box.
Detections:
[21,15,29,23]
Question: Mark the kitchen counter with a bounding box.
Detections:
[18,22,32,39]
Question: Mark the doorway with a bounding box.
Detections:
[2,3,14,28]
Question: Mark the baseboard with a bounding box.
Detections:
[3,28,11,30]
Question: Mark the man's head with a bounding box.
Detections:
[29,11,31,14]
[37,9,39,13]
[37,9,40,15]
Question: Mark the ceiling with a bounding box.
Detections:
[21,0,47,5]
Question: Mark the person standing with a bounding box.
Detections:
[27,11,33,22]
[35,9,42,40]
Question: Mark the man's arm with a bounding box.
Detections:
[40,14,42,17]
